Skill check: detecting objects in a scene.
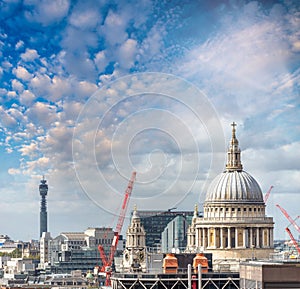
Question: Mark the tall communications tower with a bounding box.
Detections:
[39,176,48,238]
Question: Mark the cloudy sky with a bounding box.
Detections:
[0,0,299,242]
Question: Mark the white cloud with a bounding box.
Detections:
[11,79,24,93]
[20,48,39,62]
[8,106,26,124]
[24,156,50,175]
[48,76,72,101]
[94,51,108,73]
[15,40,24,50]
[117,39,137,69]
[13,66,32,81]
[42,124,73,159]
[7,91,17,99]
[174,3,299,123]
[8,168,20,175]
[101,10,129,46]
[69,4,101,29]
[2,60,13,70]
[0,106,17,128]
[24,0,70,26]
[244,142,300,173]
[20,90,36,106]
[26,102,58,128]
[72,74,225,213]
[0,88,7,96]
[19,142,38,157]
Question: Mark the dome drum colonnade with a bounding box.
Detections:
[187,123,274,260]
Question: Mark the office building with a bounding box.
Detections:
[136,210,194,250]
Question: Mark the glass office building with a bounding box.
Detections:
[135,210,194,251]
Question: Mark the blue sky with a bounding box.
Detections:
[0,0,299,242]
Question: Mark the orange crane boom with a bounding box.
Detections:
[264,185,273,203]
[276,204,300,233]
[98,171,136,286]
[285,227,300,255]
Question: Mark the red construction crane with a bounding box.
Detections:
[264,185,273,203]
[276,204,300,234]
[285,227,300,255]
[97,171,136,286]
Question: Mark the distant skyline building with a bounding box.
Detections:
[161,214,190,253]
[39,177,48,238]
[47,227,124,273]
[39,232,52,269]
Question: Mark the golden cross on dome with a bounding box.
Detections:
[231,122,236,129]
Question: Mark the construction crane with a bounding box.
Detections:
[285,227,300,255]
[264,185,273,203]
[276,204,300,257]
[276,204,300,233]
[97,171,136,286]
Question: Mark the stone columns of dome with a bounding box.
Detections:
[235,228,238,248]
[270,228,274,247]
[199,228,202,248]
[243,228,247,248]
[256,228,260,248]
[213,228,217,248]
[227,227,231,249]
[250,228,253,248]
[196,228,200,248]
[207,228,211,248]
[263,228,269,248]
[220,227,224,249]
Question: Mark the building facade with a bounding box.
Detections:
[39,232,52,269]
[47,227,124,273]
[187,123,274,262]
[161,215,191,253]
[136,210,194,250]
[122,207,147,272]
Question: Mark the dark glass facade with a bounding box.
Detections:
[135,210,194,250]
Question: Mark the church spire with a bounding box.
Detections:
[226,122,243,171]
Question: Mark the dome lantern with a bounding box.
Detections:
[226,122,243,171]
[205,122,264,204]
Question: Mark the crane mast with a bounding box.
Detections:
[98,171,136,286]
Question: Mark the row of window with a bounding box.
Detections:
[66,238,113,245]
[205,207,263,213]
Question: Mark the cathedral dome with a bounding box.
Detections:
[205,170,263,203]
[205,122,264,204]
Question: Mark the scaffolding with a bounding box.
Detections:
[111,271,239,289]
